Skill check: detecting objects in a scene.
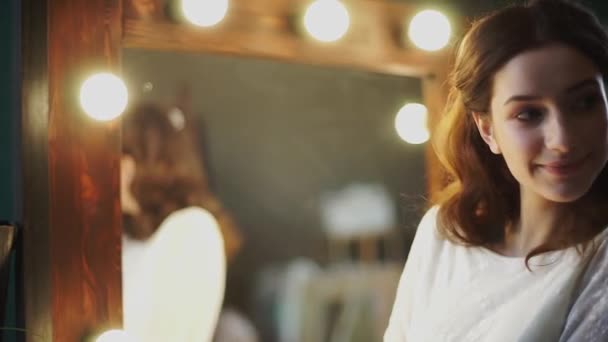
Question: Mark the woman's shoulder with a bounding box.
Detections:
[588,226,608,269]
[415,205,443,240]
[153,206,224,248]
[577,226,608,269]
[559,227,608,341]
[420,205,440,225]
[411,205,479,262]
[594,225,608,245]
[409,205,449,254]
[162,206,218,227]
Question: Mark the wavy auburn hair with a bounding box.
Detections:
[433,0,608,266]
[122,102,242,259]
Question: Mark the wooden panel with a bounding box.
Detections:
[21,0,52,339]
[123,0,449,78]
[0,224,16,326]
[46,0,123,340]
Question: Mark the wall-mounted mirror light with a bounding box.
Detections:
[394,102,429,144]
[303,0,350,42]
[407,9,451,51]
[79,72,129,121]
[182,0,229,27]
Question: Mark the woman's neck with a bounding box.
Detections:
[498,191,569,257]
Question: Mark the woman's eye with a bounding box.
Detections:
[515,108,543,122]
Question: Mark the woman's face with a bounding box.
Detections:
[474,43,608,204]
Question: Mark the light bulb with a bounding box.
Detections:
[182,0,229,27]
[408,10,451,51]
[395,103,430,144]
[303,0,350,42]
[79,73,128,121]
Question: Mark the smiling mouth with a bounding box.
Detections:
[539,155,589,177]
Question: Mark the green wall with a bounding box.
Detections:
[1,0,21,340]
[0,0,19,222]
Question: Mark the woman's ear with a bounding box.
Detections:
[121,155,137,187]
[121,154,140,215]
[472,112,501,154]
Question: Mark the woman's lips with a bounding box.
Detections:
[539,155,588,177]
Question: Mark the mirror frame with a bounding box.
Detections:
[21,0,450,339]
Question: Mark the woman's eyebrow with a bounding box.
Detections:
[503,94,541,106]
[563,78,600,94]
[503,79,600,106]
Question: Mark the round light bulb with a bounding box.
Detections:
[79,73,128,121]
[182,0,229,27]
[408,10,451,51]
[395,103,430,144]
[95,329,134,342]
[303,0,350,42]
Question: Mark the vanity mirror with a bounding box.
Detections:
[21,0,453,340]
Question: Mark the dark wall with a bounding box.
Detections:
[123,50,428,313]
[0,0,20,223]
[1,0,20,341]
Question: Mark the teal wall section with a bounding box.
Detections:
[1,0,21,340]
[0,0,19,222]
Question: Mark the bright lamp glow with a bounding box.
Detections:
[95,330,134,342]
[395,103,430,144]
[408,9,451,51]
[182,0,229,27]
[303,0,350,42]
[79,73,128,121]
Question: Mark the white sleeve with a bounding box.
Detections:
[384,206,438,342]
[129,207,226,342]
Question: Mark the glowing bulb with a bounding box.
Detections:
[395,103,430,144]
[303,0,350,42]
[182,0,229,27]
[408,10,451,51]
[95,330,135,342]
[79,73,128,121]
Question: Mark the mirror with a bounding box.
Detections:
[29,0,608,339]
[21,0,452,339]
[121,48,429,341]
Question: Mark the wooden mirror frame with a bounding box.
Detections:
[21,0,450,340]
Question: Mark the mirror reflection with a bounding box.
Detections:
[121,49,429,342]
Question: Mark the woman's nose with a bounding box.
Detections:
[544,111,575,154]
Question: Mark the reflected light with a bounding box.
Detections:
[303,0,350,42]
[408,9,451,51]
[167,107,186,131]
[395,103,430,144]
[79,73,128,121]
[182,0,229,27]
[94,330,135,342]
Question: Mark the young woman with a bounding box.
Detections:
[385,0,608,341]
[121,102,239,341]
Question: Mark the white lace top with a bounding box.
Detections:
[385,207,608,342]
